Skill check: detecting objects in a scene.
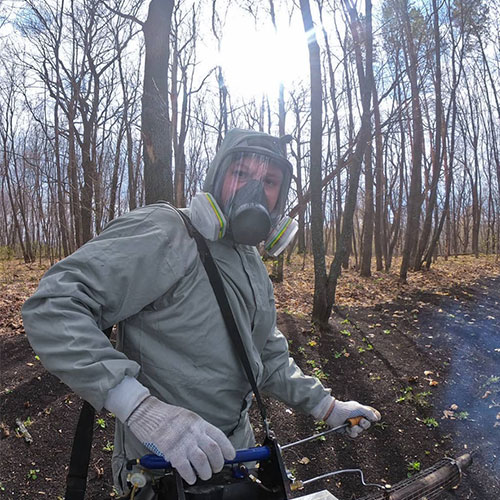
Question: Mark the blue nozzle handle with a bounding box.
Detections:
[138,446,271,470]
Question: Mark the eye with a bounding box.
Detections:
[264,176,279,188]
[234,168,250,180]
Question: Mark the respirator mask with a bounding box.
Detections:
[190,149,298,256]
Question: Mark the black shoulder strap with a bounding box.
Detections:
[65,326,112,500]
[175,208,270,438]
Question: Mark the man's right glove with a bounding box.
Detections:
[127,395,236,484]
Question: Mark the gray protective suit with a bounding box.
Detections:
[22,129,330,495]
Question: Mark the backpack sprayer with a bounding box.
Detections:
[124,416,473,500]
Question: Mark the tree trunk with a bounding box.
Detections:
[109,122,125,221]
[399,1,424,282]
[360,138,374,277]
[142,0,174,205]
[299,0,328,326]
[372,85,384,271]
[414,0,442,270]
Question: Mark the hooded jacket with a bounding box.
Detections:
[22,129,330,493]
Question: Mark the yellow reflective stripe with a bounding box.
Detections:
[266,218,292,250]
[205,193,225,239]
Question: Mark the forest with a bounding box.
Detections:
[1,0,499,319]
[1,1,500,499]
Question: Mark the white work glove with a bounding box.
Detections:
[127,395,236,484]
[312,395,381,438]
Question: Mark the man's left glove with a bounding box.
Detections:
[127,395,236,484]
[311,395,381,438]
[103,376,235,484]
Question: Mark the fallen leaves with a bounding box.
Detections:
[495,413,500,428]
[423,370,439,386]
[0,422,10,438]
[271,254,500,312]
[442,404,465,421]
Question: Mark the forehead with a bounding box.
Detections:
[229,154,284,177]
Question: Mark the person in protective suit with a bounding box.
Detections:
[22,128,380,499]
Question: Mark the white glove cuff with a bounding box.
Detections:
[104,376,151,423]
[310,394,335,421]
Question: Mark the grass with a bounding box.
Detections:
[396,387,432,407]
[423,417,439,428]
[407,461,421,477]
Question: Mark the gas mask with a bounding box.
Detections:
[226,179,273,245]
[190,148,298,256]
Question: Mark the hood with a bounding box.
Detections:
[203,128,293,221]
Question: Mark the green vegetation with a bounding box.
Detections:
[312,367,328,380]
[27,469,40,480]
[103,441,114,452]
[396,387,431,407]
[396,387,414,403]
[423,417,439,428]
[484,376,500,386]
[96,418,107,429]
[407,461,421,477]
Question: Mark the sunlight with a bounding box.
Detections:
[218,11,310,99]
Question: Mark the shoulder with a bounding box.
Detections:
[101,203,191,243]
[83,204,198,277]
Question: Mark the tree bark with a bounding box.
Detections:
[414,0,442,270]
[142,0,174,205]
[360,137,374,277]
[399,0,424,282]
[299,0,328,325]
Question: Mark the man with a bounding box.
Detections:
[22,129,380,498]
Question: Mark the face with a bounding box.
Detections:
[220,155,284,211]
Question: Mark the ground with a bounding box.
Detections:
[0,255,499,499]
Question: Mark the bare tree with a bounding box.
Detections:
[141,0,174,205]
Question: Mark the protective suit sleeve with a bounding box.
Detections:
[259,324,331,414]
[258,279,330,413]
[104,376,151,423]
[22,206,196,410]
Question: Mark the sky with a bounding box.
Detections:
[215,5,311,100]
